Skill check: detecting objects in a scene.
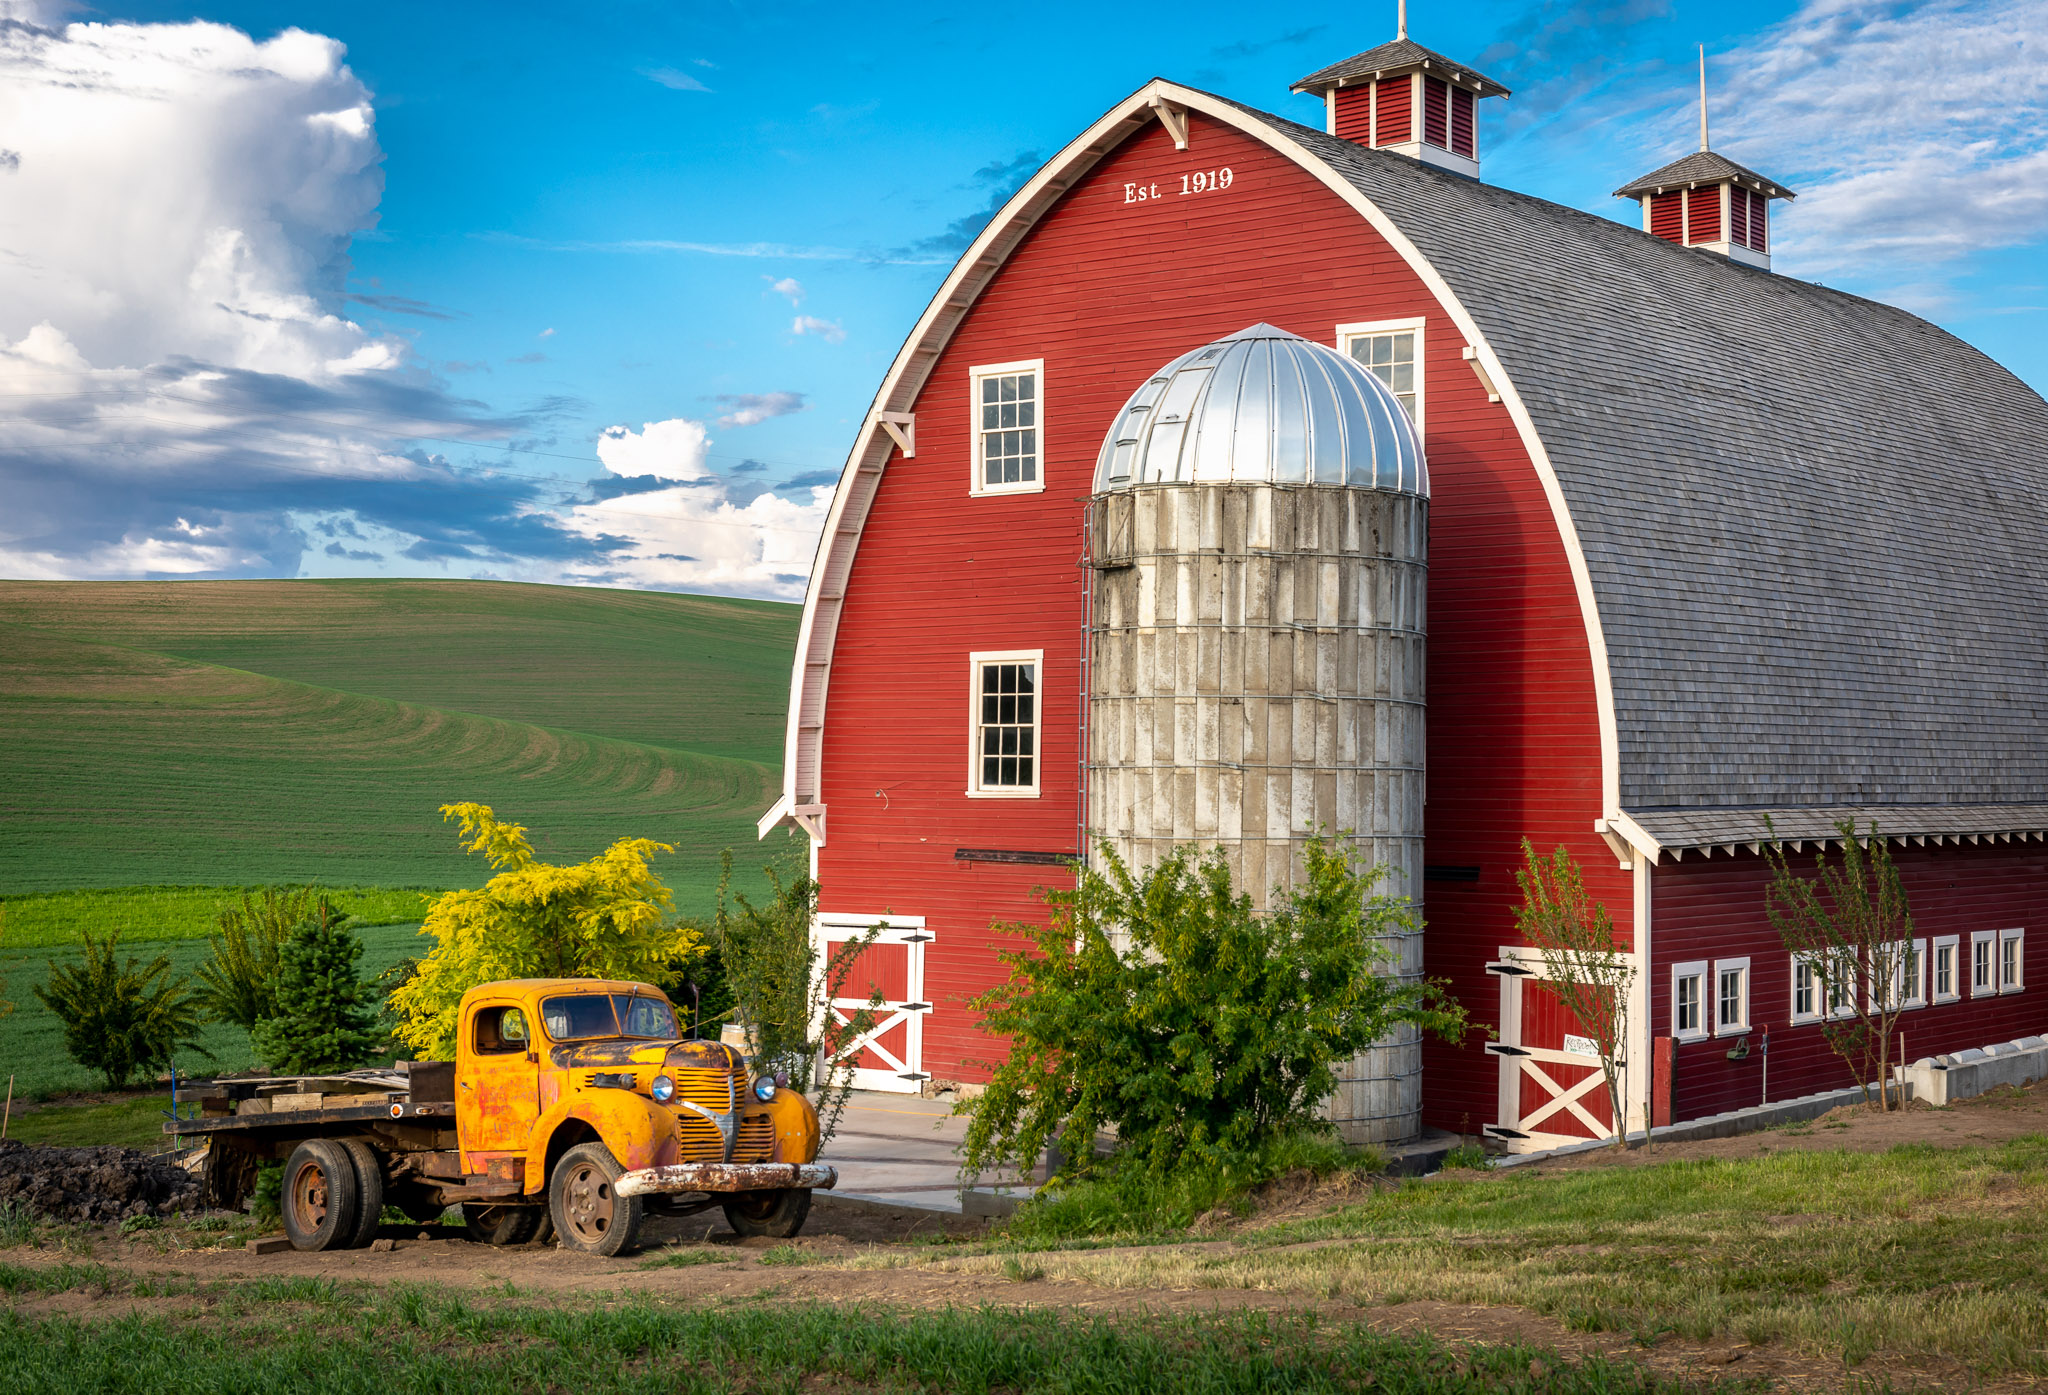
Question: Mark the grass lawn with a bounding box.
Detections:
[0,1092,176,1149]
[0,885,438,948]
[880,1139,2048,1378]
[0,921,427,1100]
[0,1270,1714,1395]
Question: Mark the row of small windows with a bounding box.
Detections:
[1673,931,2026,1041]
[965,324,1423,495]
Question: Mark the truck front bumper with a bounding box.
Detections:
[613,1161,837,1199]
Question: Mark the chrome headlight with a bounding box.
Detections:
[753,1076,778,1103]
[650,1074,675,1103]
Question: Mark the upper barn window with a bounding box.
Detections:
[971,359,1044,494]
[1336,319,1423,430]
[967,650,1041,797]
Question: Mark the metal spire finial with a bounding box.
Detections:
[1398,0,1408,41]
[1698,44,1710,151]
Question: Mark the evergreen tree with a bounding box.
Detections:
[251,902,382,1074]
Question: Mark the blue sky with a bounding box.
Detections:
[3,0,2043,595]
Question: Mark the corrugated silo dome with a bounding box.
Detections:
[1093,323,1425,494]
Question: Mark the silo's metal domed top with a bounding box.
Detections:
[1092,323,1425,495]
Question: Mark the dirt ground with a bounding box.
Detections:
[1526,1072,2048,1172]
[6,1081,2047,1391]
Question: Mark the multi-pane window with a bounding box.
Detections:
[1973,932,1996,995]
[1673,961,1707,1040]
[2001,929,2025,993]
[1897,939,1926,1008]
[969,653,1040,795]
[1714,958,1749,1035]
[1792,955,1819,1022]
[971,360,1043,493]
[1336,320,1423,427]
[1933,936,1959,1003]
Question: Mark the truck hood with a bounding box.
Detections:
[548,1038,747,1072]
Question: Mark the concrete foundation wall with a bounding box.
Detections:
[1085,481,1428,1143]
[1902,1036,2048,1107]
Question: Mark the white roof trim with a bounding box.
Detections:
[760,80,1619,836]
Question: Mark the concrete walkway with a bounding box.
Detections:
[817,1090,1029,1212]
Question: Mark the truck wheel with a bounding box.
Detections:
[336,1139,386,1249]
[723,1188,811,1239]
[281,1140,361,1252]
[549,1142,644,1256]
[463,1203,540,1246]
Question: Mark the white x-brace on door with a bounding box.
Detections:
[815,913,931,1094]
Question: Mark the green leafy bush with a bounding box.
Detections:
[250,903,382,1074]
[33,928,211,1089]
[193,887,315,1030]
[961,836,1466,1181]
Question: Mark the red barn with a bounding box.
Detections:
[758,34,2048,1149]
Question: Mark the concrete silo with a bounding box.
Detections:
[1083,323,1428,1145]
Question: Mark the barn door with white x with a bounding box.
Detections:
[814,913,931,1094]
[1483,947,1616,1149]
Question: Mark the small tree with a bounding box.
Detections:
[705,846,881,1144]
[35,929,211,1089]
[960,836,1466,1181]
[1513,840,1636,1147]
[1763,818,1914,1108]
[194,887,317,1030]
[251,902,383,1074]
[390,804,703,1058]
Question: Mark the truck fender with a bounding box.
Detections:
[523,1092,674,1194]
[761,1087,823,1165]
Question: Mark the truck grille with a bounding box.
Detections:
[669,1064,776,1164]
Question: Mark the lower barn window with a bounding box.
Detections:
[2001,928,2026,993]
[1673,960,1708,1041]
[1973,931,1997,995]
[969,651,1041,796]
[1714,958,1750,1034]
[1933,935,1960,1003]
[1791,954,1819,1023]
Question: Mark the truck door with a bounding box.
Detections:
[458,1000,542,1160]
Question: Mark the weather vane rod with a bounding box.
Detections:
[1398,0,1408,41]
[1699,44,1710,151]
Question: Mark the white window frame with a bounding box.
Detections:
[1895,938,1927,1010]
[966,649,1043,798]
[1334,318,1425,434]
[1972,930,1998,996]
[1712,957,1751,1036]
[1819,948,1857,1020]
[969,358,1045,497]
[1672,960,1708,1042]
[1790,952,1823,1024]
[2000,928,2025,994]
[1931,934,1960,1004]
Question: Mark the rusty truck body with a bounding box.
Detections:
[172,978,834,1255]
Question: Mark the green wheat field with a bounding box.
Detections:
[0,578,801,1096]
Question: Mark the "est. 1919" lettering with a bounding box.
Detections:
[1123,167,1235,204]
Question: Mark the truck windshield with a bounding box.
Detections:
[539,993,679,1041]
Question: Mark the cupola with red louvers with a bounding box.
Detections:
[1290,2,1509,180]
[1614,48,1794,270]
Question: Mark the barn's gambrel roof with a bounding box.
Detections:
[765,80,2048,858]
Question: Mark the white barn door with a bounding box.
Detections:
[815,913,932,1093]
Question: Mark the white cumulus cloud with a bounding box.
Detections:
[596,418,714,481]
[792,314,846,344]
[561,481,830,601]
[768,276,804,305]
[714,391,807,429]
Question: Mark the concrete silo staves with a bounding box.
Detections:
[1083,323,1428,1145]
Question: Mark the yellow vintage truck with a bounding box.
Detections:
[171,978,834,1255]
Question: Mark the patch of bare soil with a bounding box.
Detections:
[1530,1075,2048,1172]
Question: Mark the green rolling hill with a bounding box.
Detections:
[0,580,801,915]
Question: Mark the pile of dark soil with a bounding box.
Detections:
[0,1139,201,1225]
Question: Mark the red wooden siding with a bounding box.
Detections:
[1518,979,1612,1135]
[817,113,1613,1108]
[1422,76,1450,148]
[1449,87,1475,158]
[1742,189,1768,253]
[1686,186,1723,243]
[1649,192,1682,242]
[1376,77,1412,144]
[1333,85,1372,144]
[1651,843,2048,1122]
[1728,187,1750,250]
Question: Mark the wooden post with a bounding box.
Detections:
[1,1074,12,1140]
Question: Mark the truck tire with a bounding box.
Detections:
[336,1139,386,1250]
[549,1142,644,1256]
[463,1203,541,1246]
[723,1187,811,1239]
[281,1140,361,1252]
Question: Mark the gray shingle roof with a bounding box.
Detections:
[1629,805,2048,851]
[1613,149,1796,200]
[1291,40,1509,97]
[1217,95,2048,840]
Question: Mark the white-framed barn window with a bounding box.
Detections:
[1896,938,1927,1010]
[1335,318,1424,430]
[1673,960,1708,1041]
[966,650,1041,797]
[1790,952,1822,1024]
[1972,930,1997,995]
[2000,928,2025,994]
[1932,935,1960,1004]
[1822,948,1857,1020]
[970,359,1044,495]
[1713,958,1751,1035]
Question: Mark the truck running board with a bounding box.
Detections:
[613,1162,838,1198]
